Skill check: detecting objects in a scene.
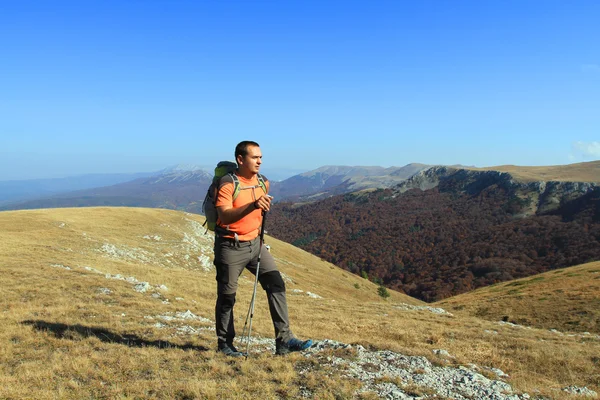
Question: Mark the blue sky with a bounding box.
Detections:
[1,0,599,180]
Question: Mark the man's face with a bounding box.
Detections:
[238,145,262,175]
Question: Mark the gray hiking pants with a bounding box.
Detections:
[214,236,293,347]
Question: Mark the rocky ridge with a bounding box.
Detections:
[395,166,598,217]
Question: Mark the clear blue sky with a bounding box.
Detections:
[1,0,599,180]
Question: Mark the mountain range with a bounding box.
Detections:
[0,163,431,211]
[0,171,156,206]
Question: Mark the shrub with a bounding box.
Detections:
[378,286,390,299]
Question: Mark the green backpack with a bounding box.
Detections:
[202,161,267,232]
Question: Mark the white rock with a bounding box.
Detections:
[134,282,152,293]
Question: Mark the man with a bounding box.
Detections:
[213,140,312,357]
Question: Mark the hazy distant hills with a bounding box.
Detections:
[0,172,156,206]
[0,163,429,211]
[0,169,213,213]
[268,161,600,302]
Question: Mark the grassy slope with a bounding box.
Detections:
[0,207,598,399]
[464,160,600,183]
[436,261,600,334]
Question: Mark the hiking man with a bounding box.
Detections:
[213,140,312,356]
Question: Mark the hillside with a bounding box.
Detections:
[268,163,600,302]
[435,261,600,334]
[1,207,598,399]
[465,160,600,183]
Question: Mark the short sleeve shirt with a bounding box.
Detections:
[215,173,270,241]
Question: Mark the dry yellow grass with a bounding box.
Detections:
[436,262,600,334]
[0,207,598,399]
[464,160,600,183]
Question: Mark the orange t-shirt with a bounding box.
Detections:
[215,173,270,241]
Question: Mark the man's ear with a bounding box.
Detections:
[236,154,244,166]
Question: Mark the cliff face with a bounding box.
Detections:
[395,166,598,216]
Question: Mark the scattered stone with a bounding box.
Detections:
[143,235,162,241]
[485,330,499,335]
[482,367,510,379]
[306,291,323,299]
[280,272,294,284]
[134,282,152,293]
[98,243,153,263]
[150,311,212,324]
[177,325,199,335]
[433,349,453,358]
[175,297,184,301]
[498,321,530,329]
[562,386,598,397]
[97,288,112,295]
[303,340,529,399]
[197,254,213,272]
[394,303,453,316]
[50,264,71,270]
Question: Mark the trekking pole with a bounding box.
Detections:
[242,210,267,358]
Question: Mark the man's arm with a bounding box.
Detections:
[217,202,256,226]
[217,194,272,225]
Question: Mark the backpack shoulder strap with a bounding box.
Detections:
[257,173,268,194]
[229,173,241,201]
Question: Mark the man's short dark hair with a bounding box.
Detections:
[235,141,260,161]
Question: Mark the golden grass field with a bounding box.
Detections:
[436,262,600,334]
[0,207,598,399]
[465,160,600,183]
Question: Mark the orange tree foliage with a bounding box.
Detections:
[267,186,600,302]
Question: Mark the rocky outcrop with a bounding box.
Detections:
[394,166,598,216]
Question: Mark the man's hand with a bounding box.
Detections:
[254,194,273,212]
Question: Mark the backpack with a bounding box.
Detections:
[202,161,268,233]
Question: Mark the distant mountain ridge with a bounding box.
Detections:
[269,163,430,202]
[0,172,157,206]
[0,169,213,213]
[0,163,429,211]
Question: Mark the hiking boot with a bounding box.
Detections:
[218,344,246,357]
[275,338,313,355]
[227,342,239,352]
